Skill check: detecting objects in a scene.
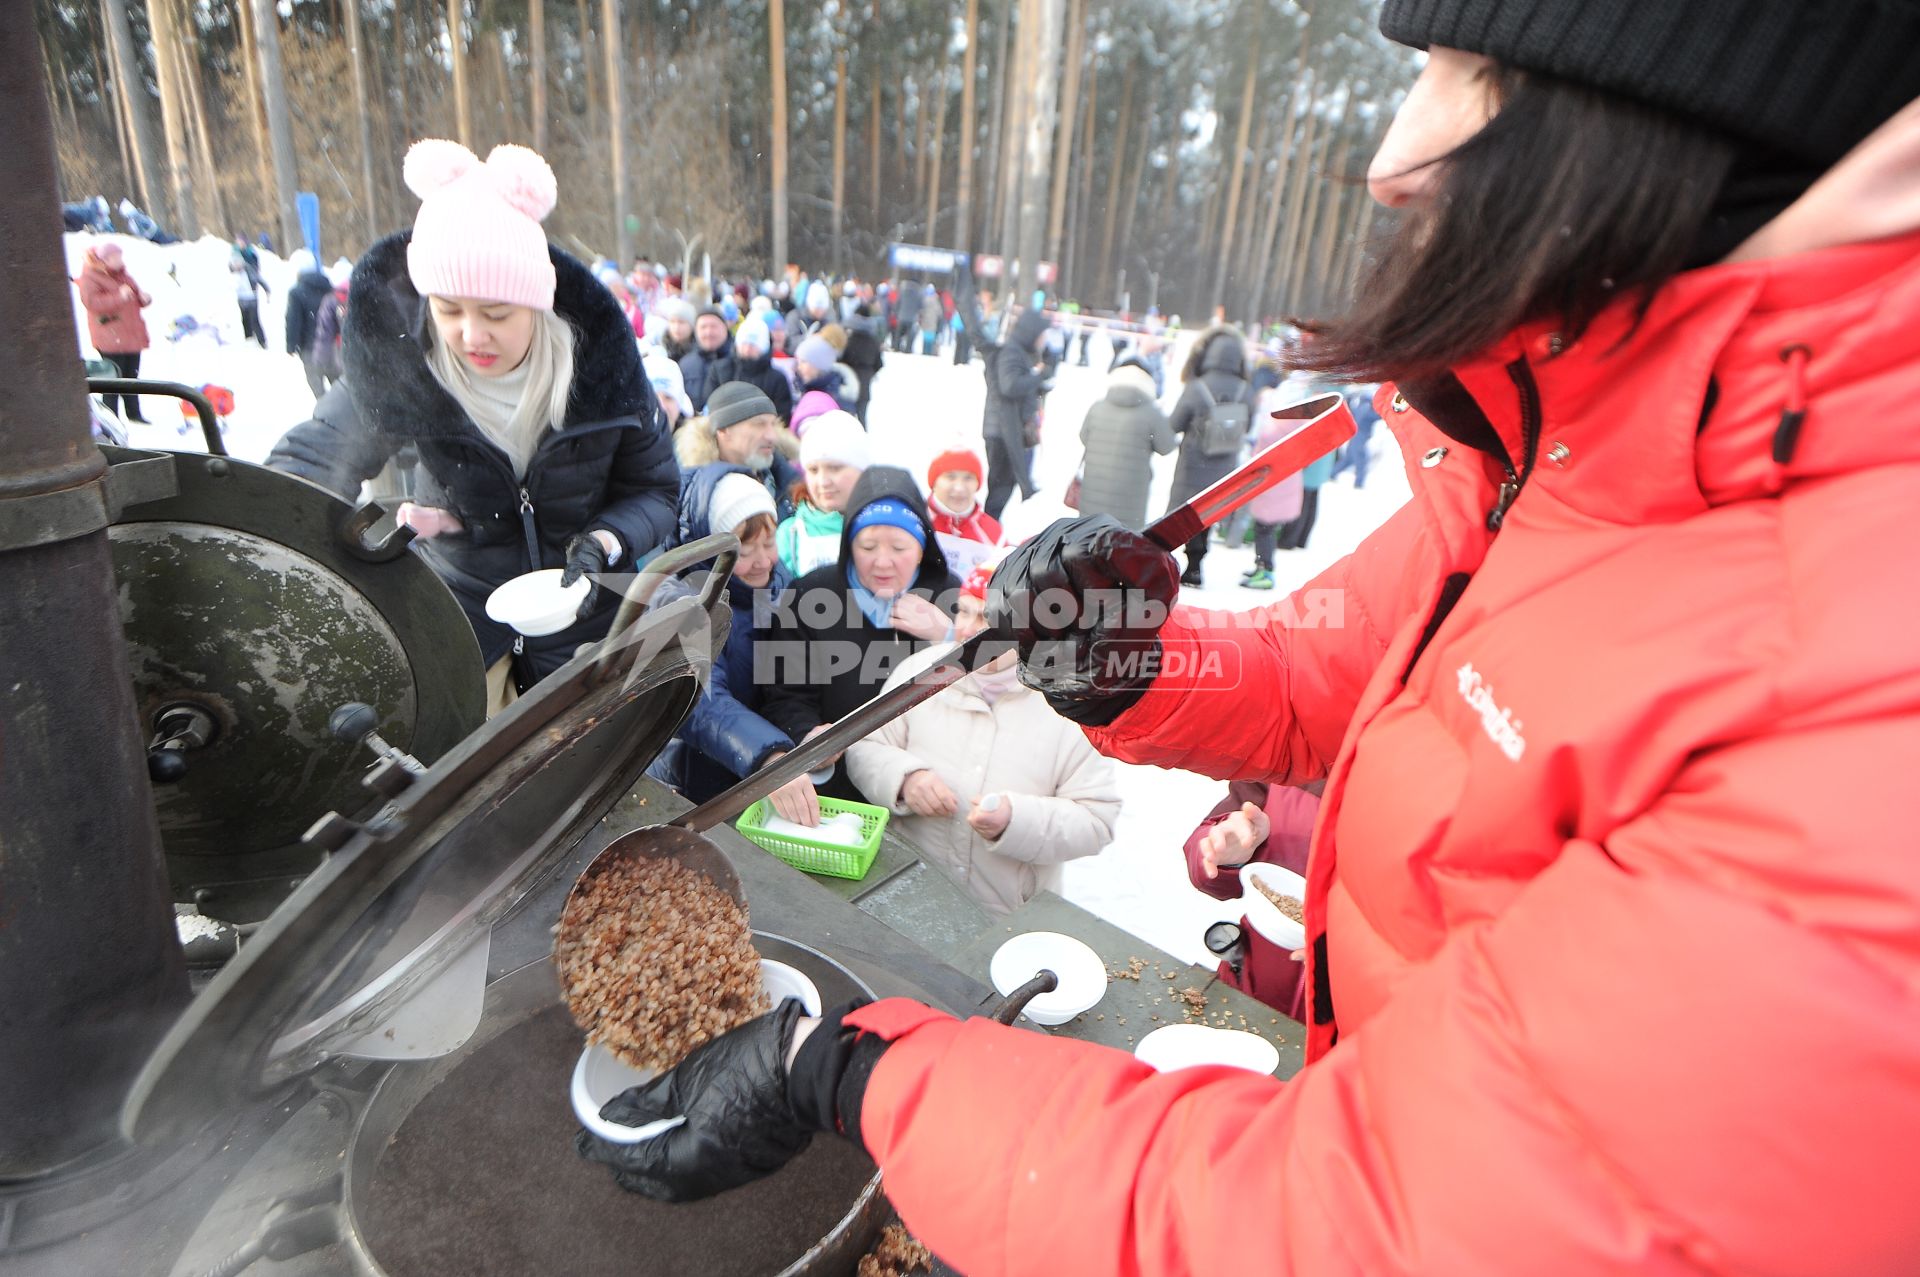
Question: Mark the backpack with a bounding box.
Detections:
[1193,379,1252,459]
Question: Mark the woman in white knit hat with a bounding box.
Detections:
[774,410,871,578]
[267,140,678,709]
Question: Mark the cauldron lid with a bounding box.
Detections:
[122,593,725,1146]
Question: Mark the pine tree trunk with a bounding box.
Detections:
[832,51,847,270]
[94,20,135,201]
[952,0,978,252]
[529,0,547,153]
[1307,119,1356,311]
[1279,88,1341,313]
[924,64,949,243]
[868,0,882,225]
[995,0,1030,257]
[1095,57,1134,305]
[1245,58,1311,329]
[251,0,300,251]
[172,9,227,235]
[911,73,929,199]
[447,0,473,147]
[235,0,275,233]
[1207,41,1259,311]
[1114,101,1150,297]
[603,0,628,265]
[981,0,1012,253]
[1266,83,1323,319]
[1043,0,1086,267]
[580,0,599,148]
[343,0,379,245]
[1064,53,1096,293]
[146,0,198,236]
[1015,0,1065,299]
[1231,98,1275,305]
[768,0,788,274]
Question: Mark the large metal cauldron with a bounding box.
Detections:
[339,938,885,1277]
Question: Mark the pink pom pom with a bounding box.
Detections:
[403,139,478,199]
[482,145,558,222]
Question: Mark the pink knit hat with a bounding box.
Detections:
[403,140,558,310]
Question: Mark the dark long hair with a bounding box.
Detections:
[1295,69,1737,384]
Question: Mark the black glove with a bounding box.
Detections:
[576,999,886,1203]
[986,515,1179,726]
[560,532,611,616]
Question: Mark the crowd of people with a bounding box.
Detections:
[68,131,1373,956]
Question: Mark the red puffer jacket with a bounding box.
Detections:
[841,228,1920,1276]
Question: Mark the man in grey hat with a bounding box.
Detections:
[674,381,801,521]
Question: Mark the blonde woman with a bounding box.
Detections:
[269,141,677,700]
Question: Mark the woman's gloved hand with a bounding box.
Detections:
[987,515,1180,726]
[576,999,885,1203]
[561,531,618,617]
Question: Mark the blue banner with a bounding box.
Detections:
[297,192,321,259]
[887,242,970,275]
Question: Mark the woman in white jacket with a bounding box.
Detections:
[847,564,1121,916]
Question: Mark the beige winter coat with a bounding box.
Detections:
[847,653,1121,916]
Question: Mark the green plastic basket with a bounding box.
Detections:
[735,796,889,880]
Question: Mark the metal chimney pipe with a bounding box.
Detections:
[0,7,188,1176]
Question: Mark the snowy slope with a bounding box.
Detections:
[67,233,1407,965]
[65,231,325,462]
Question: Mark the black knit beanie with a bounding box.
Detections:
[1379,0,1920,166]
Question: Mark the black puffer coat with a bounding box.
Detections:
[285,269,335,357]
[705,348,795,423]
[982,308,1051,495]
[678,335,734,413]
[757,466,958,802]
[1167,326,1253,507]
[265,231,678,680]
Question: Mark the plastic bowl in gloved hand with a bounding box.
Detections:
[485,568,592,637]
[571,959,823,1144]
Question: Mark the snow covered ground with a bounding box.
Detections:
[68,231,1407,966]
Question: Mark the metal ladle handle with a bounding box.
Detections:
[590,532,740,683]
[990,970,1060,1026]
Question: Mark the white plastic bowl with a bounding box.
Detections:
[485,568,592,638]
[572,959,822,1144]
[1238,863,1308,951]
[1134,1023,1281,1075]
[988,931,1105,1027]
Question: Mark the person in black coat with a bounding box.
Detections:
[285,251,337,398]
[759,466,959,802]
[677,307,734,412]
[1165,325,1255,586]
[265,140,678,699]
[981,307,1052,520]
[704,315,793,422]
[840,315,886,426]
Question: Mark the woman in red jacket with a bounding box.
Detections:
[581,6,1920,1273]
[76,242,152,422]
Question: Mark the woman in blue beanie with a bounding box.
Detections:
[759,466,958,802]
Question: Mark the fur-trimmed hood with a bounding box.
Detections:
[342,229,655,439]
[673,414,802,469]
[1182,323,1248,382]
